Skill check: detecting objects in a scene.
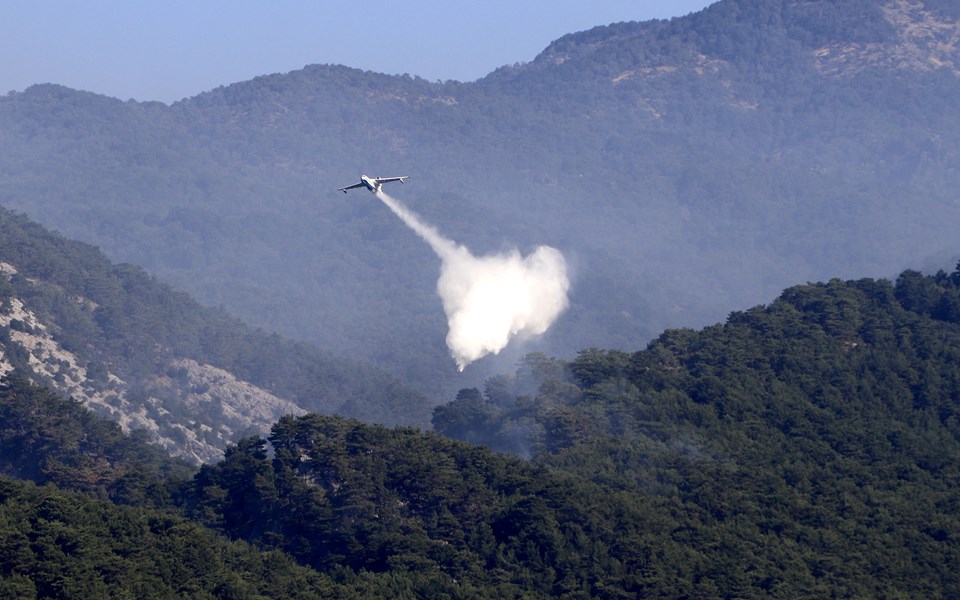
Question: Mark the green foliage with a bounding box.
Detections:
[2,1,960,594]
[4,269,960,596]
[184,413,672,597]
[0,206,432,427]
[0,477,346,599]
[432,272,960,597]
[0,375,193,506]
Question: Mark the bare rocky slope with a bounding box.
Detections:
[0,210,431,464]
[0,260,302,463]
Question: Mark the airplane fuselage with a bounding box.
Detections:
[360,175,379,192]
[338,175,410,194]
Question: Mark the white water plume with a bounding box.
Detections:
[376,190,570,371]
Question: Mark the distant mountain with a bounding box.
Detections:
[1,0,958,396]
[0,208,430,463]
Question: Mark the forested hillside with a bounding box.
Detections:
[2,268,960,596]
[431,268,960,596]
[0,378,535,598]
[2,0,958,397]
[0,207,430,463]
[3,0,959,596]
[0,376,191,506]
[0,477,356,599]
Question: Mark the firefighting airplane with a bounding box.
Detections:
[337,175,409,194]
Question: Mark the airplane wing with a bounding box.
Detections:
[338,182,365,193]
[375,176,409,184]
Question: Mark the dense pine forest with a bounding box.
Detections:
[2,0,960,596]
[2,268,960,597]
[0,206,432,462]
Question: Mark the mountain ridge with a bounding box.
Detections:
[0,208,430,463]
[1,0,958,397]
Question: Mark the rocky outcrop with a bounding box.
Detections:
[0,262,307,464]
[815,0,960,77]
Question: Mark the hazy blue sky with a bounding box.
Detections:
[3,1,715,104]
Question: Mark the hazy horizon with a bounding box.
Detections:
[2,0,715,103]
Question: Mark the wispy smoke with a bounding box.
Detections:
[376,191,570,371]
